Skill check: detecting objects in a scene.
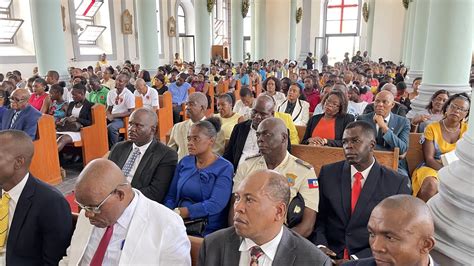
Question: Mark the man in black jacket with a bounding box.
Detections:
[108,107,177,203]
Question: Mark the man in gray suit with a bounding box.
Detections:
[198,169,331,266]
[108,107,177,203]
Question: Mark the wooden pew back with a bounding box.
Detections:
[74,104,109,165]
[291,144,399,175]
[30,115,62,185]
[296,125,306,142]
[189,236,203,266]
[206,83,215,117]
[157,92,173,142]
[407,133,424,176]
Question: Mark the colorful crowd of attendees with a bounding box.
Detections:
[0,51,471,265]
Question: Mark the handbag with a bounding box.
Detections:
[178,198,208,236]
[57,117,82,132]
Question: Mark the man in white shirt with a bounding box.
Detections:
[198,169,331,266]
[106,73,135,148]
[60,158,191,266]
[134,78,159,110]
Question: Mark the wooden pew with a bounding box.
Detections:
[235,79,242,91]
[189,236,203,266]
[73,104,109,165]
[296,125,306,142]
[407,133,424,176]
[291,144,399,175]
[206,83,215,117]
[30,115,62,185]
[157,92,174,142]
[216,81,229,95]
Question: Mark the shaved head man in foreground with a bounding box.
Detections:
[60,159,190,265]
[343,195,437,266]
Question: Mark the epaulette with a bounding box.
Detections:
[245,153,262,160]
[295,158,313,169]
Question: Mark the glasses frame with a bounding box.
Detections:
[8,96,26,103]
[75,182,128,214]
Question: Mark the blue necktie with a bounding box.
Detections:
[122,148,141,177]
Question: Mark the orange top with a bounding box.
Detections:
[312,117,336,140]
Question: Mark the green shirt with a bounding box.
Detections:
[87,86,109,105]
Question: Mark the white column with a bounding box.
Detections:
[297,0,312,64]
[231,0,244,62]
[254,0,266,60]
[250,0,256,60]
[426,1,474,265]
[404,0,417,68]
[366,0,375,57]
[405,0,430,87]
[195,0,212,66]
[135,0,159,72]
[288,0,297,60]
[400,4,409,64]
[410,0,473,113]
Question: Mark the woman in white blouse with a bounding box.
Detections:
[277,83,309,126]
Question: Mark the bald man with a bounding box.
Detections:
[168,92,225,160]
[357,90,410,176]
[108,108,177,203]
[343,195,437,265]
[0,130,72,265]
[200,170,331,266]
[133,78,159,110]
[59,158,190,265]
[230,117,319,238]
[1,88,42,139]
[362,84,408,117]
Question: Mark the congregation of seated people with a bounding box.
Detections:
[0,53,471,265]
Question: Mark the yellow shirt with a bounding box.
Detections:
[216,113,241,139]
[274,112,300,145]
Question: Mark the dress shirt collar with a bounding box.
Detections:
[350,157,375,180]
[3,173,29,204]
[268,151,291,171]
[428,254,434,266]
[132,139,153,155]
[115,190,139,230]
[382,112,391,124]
[239,227,284,262]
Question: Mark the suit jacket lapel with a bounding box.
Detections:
[7,176,34,246]
[349,162,380,226]
[223,228,241,266]
[274,227,296,265]
[117,142,133,168]
[341,162,352,224]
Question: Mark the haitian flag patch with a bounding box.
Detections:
[308,179,318,189]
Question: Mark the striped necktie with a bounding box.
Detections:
[250,246,264,266]
[9,111,20,128]
[0,193,11,247]
[122,148,141,178]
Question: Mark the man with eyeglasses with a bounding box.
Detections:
[0,130,73,265]
[60,158,191,266]
[1,88,42,140]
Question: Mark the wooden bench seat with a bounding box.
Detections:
[73,104,108,165]
[291,144,399,175]
[157,92,174,142]
[30,115,62,185]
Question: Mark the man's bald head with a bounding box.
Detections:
[381,83,397,97]
[0,130,34,190]
[255,95,275,111]
[11,88,30,100]
[258,117,287,137]
[0,130,34,166]
[76,159,127,197]
[256,117,288,156]
[135,78,146,87]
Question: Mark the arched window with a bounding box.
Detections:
[323,0,361,64]
[177,4,186,35]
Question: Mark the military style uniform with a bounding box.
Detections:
[233,151,319,211]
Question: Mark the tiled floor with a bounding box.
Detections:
[54,163,83,195]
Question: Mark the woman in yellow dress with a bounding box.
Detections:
[412,93,470,202]
[215,93,243,139]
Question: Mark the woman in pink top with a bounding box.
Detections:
[29,78,51,113]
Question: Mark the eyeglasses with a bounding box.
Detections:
[448,103,468,113]
[75,183,128,214]
[8,96,26,103]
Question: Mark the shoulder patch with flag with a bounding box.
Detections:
[308,178,319,189]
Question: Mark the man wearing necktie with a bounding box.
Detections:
[312,121,411,263]
[0,88,42,140]
[0,130,72,265]
[59,159,190,265]
[198,169,331,266]
[357,90,411,176]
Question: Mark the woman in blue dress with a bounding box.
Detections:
[164,117,234,236]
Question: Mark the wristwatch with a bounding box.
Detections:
[173,208,181,216]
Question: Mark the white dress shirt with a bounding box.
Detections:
[0,173,29,264]
[350,158,375,189]
[238,126,259,166]
[80,191,139,266]
[124,140,153,182]
[238,227,283,266]
[375,113,391,133]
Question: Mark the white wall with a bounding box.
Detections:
[264,0,290,60]
[371,0,406,63]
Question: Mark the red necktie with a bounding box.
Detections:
[90,225,114,266]
[250,246,264,266]
[351,172,363,213]
[344,172,363,260]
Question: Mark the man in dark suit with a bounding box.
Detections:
[199,169,331,265]
[1,88,42,139]
[363,83,408,117]
[357,90,410,176]
[343,195,438,266]
[223,95,290,171]
[108,107,177,203]
[0,130,72,265]
[312,120,411,262]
